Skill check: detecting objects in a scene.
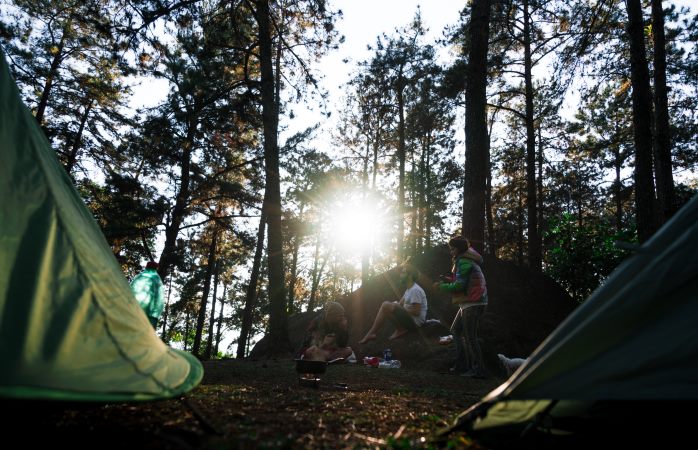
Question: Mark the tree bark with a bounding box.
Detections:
[396,75,406,261]
[205,260,220,358]
[64,99,94,175]
[287,203,305,313]
[35,20,69,124]
[237,211,266,359]
[462,0,491,254]
[214,284,227,357]
[625,0,657,242]
[192,227,218,358]
[651,0,674,223]
[523,0,541,271]
[256,0,288,352]
[158,124,195,281]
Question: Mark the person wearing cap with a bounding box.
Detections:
[358,262,427,344]
[434,236,488,378]
[130,261,165,328]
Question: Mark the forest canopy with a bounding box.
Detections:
[1,0,695,356]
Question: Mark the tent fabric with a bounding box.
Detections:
[0,49,202,401]
[444,193,698,442]
[500,192,698,401]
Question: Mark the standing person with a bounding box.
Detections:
[434,236,488,378]
[130,261,165,328]
[358,263,427,344]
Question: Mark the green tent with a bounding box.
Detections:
[441,193,698,447]
[0,49,202,402]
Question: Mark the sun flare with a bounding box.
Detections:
[327,198,381,252]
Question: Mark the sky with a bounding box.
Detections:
[285,1,464,141]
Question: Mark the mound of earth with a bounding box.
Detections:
[253,246,577,374]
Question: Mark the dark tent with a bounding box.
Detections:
[439,193,698,448]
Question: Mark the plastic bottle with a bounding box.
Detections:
[378,360,401,369]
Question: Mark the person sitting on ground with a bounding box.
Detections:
[130,261,165,328]
[300,301,354,362]
[434,236,488,378]
[358,262,427,344]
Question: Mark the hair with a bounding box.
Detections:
[145,261,159,269]
[448,235,470,252]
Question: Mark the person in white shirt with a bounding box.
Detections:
[358,263,427,344]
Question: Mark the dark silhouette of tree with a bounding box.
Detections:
[625,0,657,242]
[462,0,492,254]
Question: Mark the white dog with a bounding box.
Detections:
[498,353,527,376]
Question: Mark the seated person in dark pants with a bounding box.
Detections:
[358,263,427,344]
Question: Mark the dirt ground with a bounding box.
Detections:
[3,358,504,449]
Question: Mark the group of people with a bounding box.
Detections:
[130,236,490,378]
[301,235,489,379]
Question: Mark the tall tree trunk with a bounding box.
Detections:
[614,144,623,233]
[537,124,544,260]
[64,99,94,174]
[523,0,541,271]
[158,125,195,281]
[192,228,218,357]
[425,142,433,251]
[417,135,429,253]
[396,78,406,261]
[160,276,172,341]
[625,0,657,242]
[35,21,69,124]
[486,108,497,256]
[237,212,266,359]
[516,191,524,265]
[256,0,288,351]
[651,0,674,223]
[361,135,371,287]
[307,235,326,312]
[183,311,191,351]
[214,284,227,357]
[408,146,417,257]
[287,203,305,312]
[205,260,220,358]
[462,0,491,254]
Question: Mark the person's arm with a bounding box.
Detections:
[403,289,422,316]
[406,302,421,317]
[438,257,474,292]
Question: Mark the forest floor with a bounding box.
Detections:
[4,358,505,449]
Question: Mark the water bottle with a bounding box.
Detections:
[378,360,401,369]
[383,348,393,361]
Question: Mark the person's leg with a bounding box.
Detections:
[359,301,397,344]
[450,309,468,373]
[303,345,330,361]
[326,346,353,361]
[464,305,486,377]
[387,306,417,340]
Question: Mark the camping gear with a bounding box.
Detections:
[0,48,203,402]
[295,358,344,388]
[436,193,698,447]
